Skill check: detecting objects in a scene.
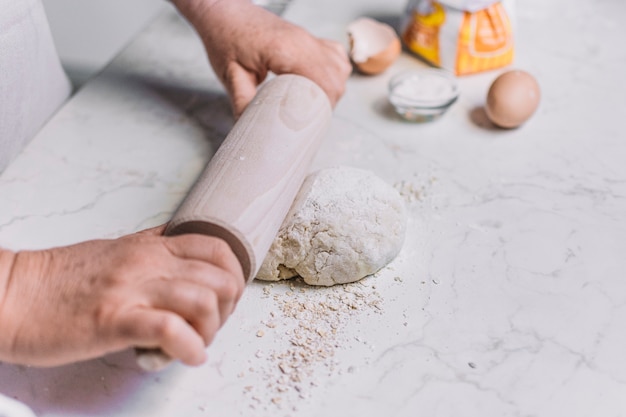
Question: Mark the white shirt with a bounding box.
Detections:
[0,393,36,417]
[0,0,68,413]
[0,0,70,173]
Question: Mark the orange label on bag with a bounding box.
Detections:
[402,0,515,76]
[456,2,514,75]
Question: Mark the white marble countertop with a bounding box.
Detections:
[1,0,626,415]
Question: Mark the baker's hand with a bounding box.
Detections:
[0,225,244,367]
[174,0,352,118]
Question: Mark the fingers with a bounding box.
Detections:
[173,258,241,318]
[146,280,222,344]
[122,272,231,366]
[223,62,266,119]
[164,235,245,317]
[160,234,246,340]
[314,40,352,107]
[267,34,351,108]
[163,234,245,290]
[328,41,352,77]
[119,308,207,366]
[110,236,243,367]
[106,231,245,369]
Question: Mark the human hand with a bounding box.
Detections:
[0,225,244,367]
[175,0,352,118]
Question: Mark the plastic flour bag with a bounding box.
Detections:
[402,0,515,75]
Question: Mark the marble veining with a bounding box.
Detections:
[1,0,626,415]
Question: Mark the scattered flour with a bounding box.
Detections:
[240,277,384,412]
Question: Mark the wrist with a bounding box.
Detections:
[172,0,251,29]
[0,249,51,364]
[0,249,17,361]
[0,250,51,317]
[0,249,17,307]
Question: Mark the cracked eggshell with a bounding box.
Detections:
[348,17,401,75]
[485,70,541,129]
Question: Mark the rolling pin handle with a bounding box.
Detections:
[135,348,172,372]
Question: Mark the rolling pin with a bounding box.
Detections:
[136,74,332,371]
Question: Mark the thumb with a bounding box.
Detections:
[224,64,262,119]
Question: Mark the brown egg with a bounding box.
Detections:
[485,70,541,129]
[347,17,401,75]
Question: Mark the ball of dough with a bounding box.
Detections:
[256,166,407,286]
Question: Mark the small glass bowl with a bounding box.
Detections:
[388,69,459,122]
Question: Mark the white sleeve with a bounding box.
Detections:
[0,0,71,174]
[0,393,36,417]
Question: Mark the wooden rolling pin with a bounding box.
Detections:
[136,74,332,371]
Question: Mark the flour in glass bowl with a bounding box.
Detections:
[389,70,458,107]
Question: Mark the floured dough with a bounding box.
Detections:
[256,166,407,286]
